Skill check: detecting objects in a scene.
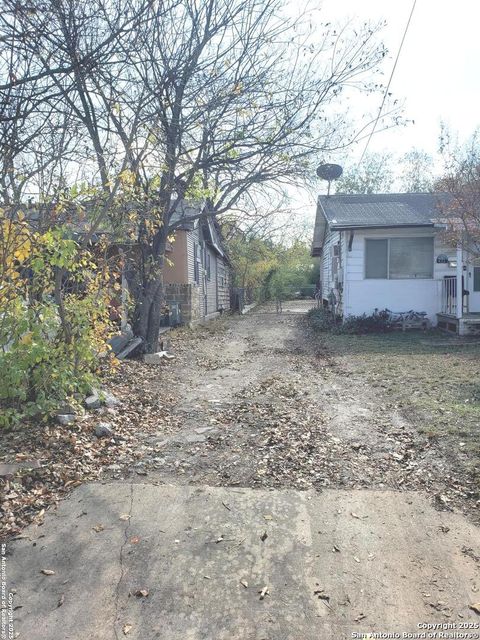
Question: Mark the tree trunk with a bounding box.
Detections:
[132,233,167,354]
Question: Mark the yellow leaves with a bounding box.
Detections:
[0,216,34,303]
[19,332,33,346]
[119,169,136,187]
[13,240,31,262]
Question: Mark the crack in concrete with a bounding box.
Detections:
[113,481,135,640]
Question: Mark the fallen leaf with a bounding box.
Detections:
[92,524,104,533]
[134,589,149,598]
[263,514,273,521]
[353,556,361,563]
[41,569,55,576]
[123,623,132,635]
[119,514,131,521]
[470,603,480,615]
[215,535,224,544]
[57,594,64,608]
[259,586,269,600]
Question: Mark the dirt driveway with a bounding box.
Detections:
[7,302,480,639]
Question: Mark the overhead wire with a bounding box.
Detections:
[356,0,417,168]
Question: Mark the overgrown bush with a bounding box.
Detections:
[0,213,115,428]
[340,310,393,334]
[307,307,393,335]
[306,307,340,332]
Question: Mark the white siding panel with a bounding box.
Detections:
[344,228,456,322]
[186,227,200,284]
[206,246,217,314]
[321,229,340,296]
[217,258,231,310]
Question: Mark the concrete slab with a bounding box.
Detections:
[7,484,480,640]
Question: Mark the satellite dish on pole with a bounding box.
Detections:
[316,163,343,196]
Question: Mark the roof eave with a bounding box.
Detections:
[329,222,437,231]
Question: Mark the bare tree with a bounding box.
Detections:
[0,0,392,351]
[334,151,394,194]
[436,128,480,257]
[399,148,434,192]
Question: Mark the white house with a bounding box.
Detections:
[311,193,480,335]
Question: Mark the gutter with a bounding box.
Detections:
[329,223,438,231]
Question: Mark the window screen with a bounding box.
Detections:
[474,267,480,291]
[389,237,433,279]
[365,237,433,279]
[365,239,388,278]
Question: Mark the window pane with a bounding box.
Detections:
[389,237,433,279]
[365,239,388,278]
[474,267,480,291]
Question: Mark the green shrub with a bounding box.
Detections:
[0,293,111,428]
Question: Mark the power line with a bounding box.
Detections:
[357,0,417,168]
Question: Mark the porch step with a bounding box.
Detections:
[437,313,480,336]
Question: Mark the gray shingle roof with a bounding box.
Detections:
[169,200,203,230]
[318,193,450,229]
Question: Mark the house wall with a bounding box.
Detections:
[217,258,231,311]
[205,245,218,315]
[186,226,200,284]
[343,227,455,322]
[163,231,188,284]
[321,228,341,297]
[181,224,232,319]
[165,283,203,324]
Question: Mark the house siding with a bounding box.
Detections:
[344,227,456,322]
[205,245,217,315]
[320,228,342,308]
[183,223,231,319]
[217,258,230,311]
[186,226,200,284]
[163,230,188,284]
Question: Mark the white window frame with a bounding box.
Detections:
[364,236,434,280]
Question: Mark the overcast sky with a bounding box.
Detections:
[319,0,480,159]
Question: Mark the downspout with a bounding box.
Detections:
[344,231,353,317]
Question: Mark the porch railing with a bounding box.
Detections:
[442,276,456,315]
